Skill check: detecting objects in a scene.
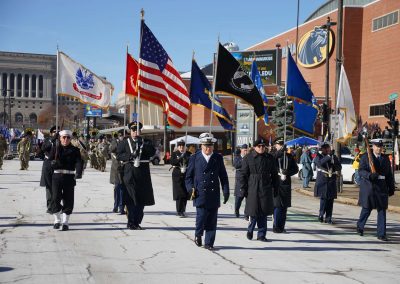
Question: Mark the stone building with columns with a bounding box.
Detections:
[0,51,81,129]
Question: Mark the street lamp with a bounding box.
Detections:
[319,16,336,138]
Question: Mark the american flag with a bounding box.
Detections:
[138,21,190,128]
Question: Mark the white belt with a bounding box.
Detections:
[378,175,385,180]
[54,170,75,174]
[316,168,339,177]
[139,160,150,163]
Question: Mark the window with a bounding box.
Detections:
[372,10,399,32]
[24,75,29,97]
[31,75,36,98]
[17,74,22,97]
[9,74,15,97]
[39,75,43,98]
[369,104,385,117]
[15,112,23,123]
[29,113,37,125]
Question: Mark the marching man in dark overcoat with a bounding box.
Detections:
[240,138,279,242]
[40,126,59,213]
[185,133,229,250]
[48,130,83,231]
[357,138,395,241]
[272,138,298,233]
[233,144,248,218]
[313,142,342,224]
[117,121,156,230]
[170,139,191,217]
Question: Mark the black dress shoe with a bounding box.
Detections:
[204,245,214,250]
[112,208,118,213]
[257,236,268,242]
[195,236,202,247]
[377,235,388,241]
[235,210,239,218]
[136,225,145,230]
[244,216,249,221]
[53,223,61,229]
[318,216,324,223]
[179,212,186,218]
[356,227,364,236]
[119,211,126,215]
[326,219,334,224]
[128,224,138,230]
[61,224,69,231]
[247,231,253,240]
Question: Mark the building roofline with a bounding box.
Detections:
[0,51,56,59]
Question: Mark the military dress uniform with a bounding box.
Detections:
[357,139,395,241]
[116,121,156,230]
[185,133,229,249]
[240,138,279,241]
[0,134,8,170]
[170,139,191,217]
[233,144,248,218]
[17,132,32,170]
[110,132,125,214]
[48,130,83,231]
[272,139,298,233]
[40,126,58,213]
[313,143,342,224]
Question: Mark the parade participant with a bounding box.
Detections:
[272,138,298,233]
[17,131,32,170]
[233,144,248,218]
[40,126,59,213]
[240,138,279,242]
[357,139,395,241]
[170,139,191,217]
[48,130,83,231]
[71,132,89,169]
[0,134,8,170]
[89,138,99,169]
[110,131,125,214]
[117,121,156,230]
[300,147,313,188]
[97,136,108,172]
[313,142,342,224]
[185,133,229,250]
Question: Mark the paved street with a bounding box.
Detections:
[0,159,399,284]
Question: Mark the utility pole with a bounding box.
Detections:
[335,0,344,157]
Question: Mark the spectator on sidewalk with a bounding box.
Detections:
[300,147,313,188]
[233,144,248,218]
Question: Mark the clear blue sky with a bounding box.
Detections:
[0,0,326,102]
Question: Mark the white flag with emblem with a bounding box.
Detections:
[57,51,113,109]
[336,65,356,143]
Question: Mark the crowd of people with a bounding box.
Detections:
[1,122,396,245]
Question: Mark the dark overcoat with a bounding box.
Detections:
[117,137,156,206]
[170,150,191,200]
[300,152,313,179]
[185,151,229,209]
[40,137,56,188]
[273,149,299,208]
[233,155,244,197]
[313,153,342,199]
[358,153,394,209]
[240,151,279,216]
[109,138,121,185]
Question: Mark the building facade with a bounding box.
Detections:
[0,51,81,129]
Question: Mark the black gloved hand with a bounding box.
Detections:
[223,194,229,204]
[369,172,379,181]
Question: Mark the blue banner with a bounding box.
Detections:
[293,100,318,134]
[250,60,269,125]
[190,60,234,130]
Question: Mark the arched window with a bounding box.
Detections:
[24,75,29,97]
[31,75,36,98]
[15,112,23,123]
[29,113,37,125]
[39,75,43,98]
[17,74,22,97]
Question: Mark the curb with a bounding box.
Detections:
[294,188,400,214]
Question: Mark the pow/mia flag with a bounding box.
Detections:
[214,43,265,118]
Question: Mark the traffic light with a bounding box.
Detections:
[393,120,399,136]
[384,101,396,120]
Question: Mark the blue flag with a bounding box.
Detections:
[250,60,268,125]
[190,60,234,130]
[286,49,317,134]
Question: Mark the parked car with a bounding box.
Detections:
[298,156,355,184]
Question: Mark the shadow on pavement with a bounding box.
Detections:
[216,246,389,252]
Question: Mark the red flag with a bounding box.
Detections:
[125,53,164,107]
[137,21,190,128]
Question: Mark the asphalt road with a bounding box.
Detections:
[0,159,399,284]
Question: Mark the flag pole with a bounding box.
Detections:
[283,43,291,170]
[137,8,145,137]
[55,46,59,131]
[210,36,220,134]
[186,51,195,146]
[252,52,258,143]
[124,44,128,134]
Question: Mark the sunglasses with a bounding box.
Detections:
[61,136,71,140]
[256,144,266,148]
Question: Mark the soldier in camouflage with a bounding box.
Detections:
[17,131,32,170]
[0,134,8,170]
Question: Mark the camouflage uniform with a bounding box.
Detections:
[0,135,8,170]
[71,136,89,169]
[97,139,108,172]
[89,140,99,169]
[17,136,31,170]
